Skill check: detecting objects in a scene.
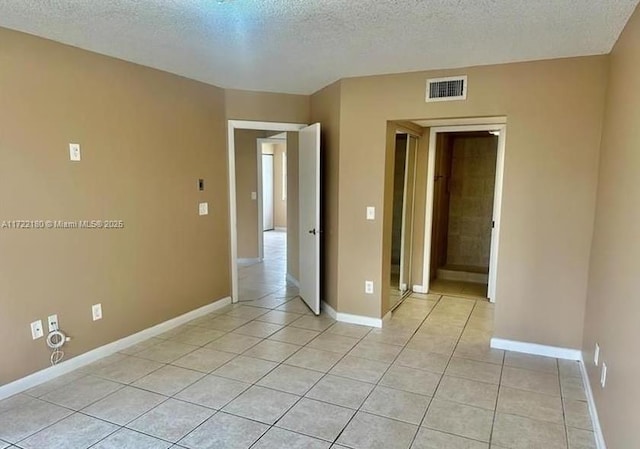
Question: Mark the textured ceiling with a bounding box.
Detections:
[0,0,637,94]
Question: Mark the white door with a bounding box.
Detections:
[262,154,274,231]
[298,123,321,315]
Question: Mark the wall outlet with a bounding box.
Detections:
[366,206,375,220]
[69,143,81,161]
[48,314,59,332]
[199,202,209,216]
[594,343,600,366]
[92,303,103,321]
[600,362,607,388]
[30,320,44,340]
[365,281,374,294]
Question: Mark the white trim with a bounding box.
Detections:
[257,139,265,258]
[420,122,506,303]
[412,284,428,293]
[237,258,261,265]
[579,356,607,449]
[321,300,338,319]
[0,296,232,401]
[228,120,307,303]
[490,337,582,361]
[337,312,383,328]
[286,273,300,287]
[275,227,287,232]
[321,301,383,328]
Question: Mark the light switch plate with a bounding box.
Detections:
[366,206,375,220]
[31,320,44,340]
[199,202,209,215]
[92,303,103,321]
[69,143,81,161]
[251,192,257,200]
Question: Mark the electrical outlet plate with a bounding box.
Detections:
[365,281,374,294]
[30,320,44,340]
[92,303,103,321]
[594,343,600,366]
[600,362,607,388]
[199,202,209,216]
[48,314,59,332]
[366,206,375,220]
[69,143,81,161]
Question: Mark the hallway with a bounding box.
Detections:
[238,231,294,304]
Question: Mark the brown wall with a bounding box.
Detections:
[310,82,342,308]
[225,89,310,124]
[0,28,229,385]
[341,56,608,350]
[235,130,267,259]
[447,136,497,269]
[582,5,640,448]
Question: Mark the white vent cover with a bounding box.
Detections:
[426,76,467,102]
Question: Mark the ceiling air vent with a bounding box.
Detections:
[426,76,467,102]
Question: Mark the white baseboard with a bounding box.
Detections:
[274,227,287,232]
[321,301,382,328]
[579,355,607,449]
[490,337,582,361]
[238,258,261,265]
[412,284,427,294]
[321,301,338,319]
[286,273,300,287]
[0,296,232,401]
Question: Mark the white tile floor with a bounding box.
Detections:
[0,232,597,449]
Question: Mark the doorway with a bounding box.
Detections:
[422,124,506,302]
[389,132,419,310]
[227,120,322,314]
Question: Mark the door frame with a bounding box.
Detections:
[420,123,507,303]
[227,120,307,303]
[256,137,287,260]
[398,134,418,295]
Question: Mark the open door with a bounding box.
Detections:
[298,123,321,315]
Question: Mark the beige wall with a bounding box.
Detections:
[582,4,640,448]
[0,28,229,385]
[447,136,497,269]
[310,81,342,308]
[339,56,608,349]
[286,132,300,282]
[225,89,310,123]
[235,130,267,259]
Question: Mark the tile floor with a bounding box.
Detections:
[430,278,489,299]
[0,232,597,448]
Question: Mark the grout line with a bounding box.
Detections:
[488,337,506,447]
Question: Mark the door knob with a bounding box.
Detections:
[308,229,317,235]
